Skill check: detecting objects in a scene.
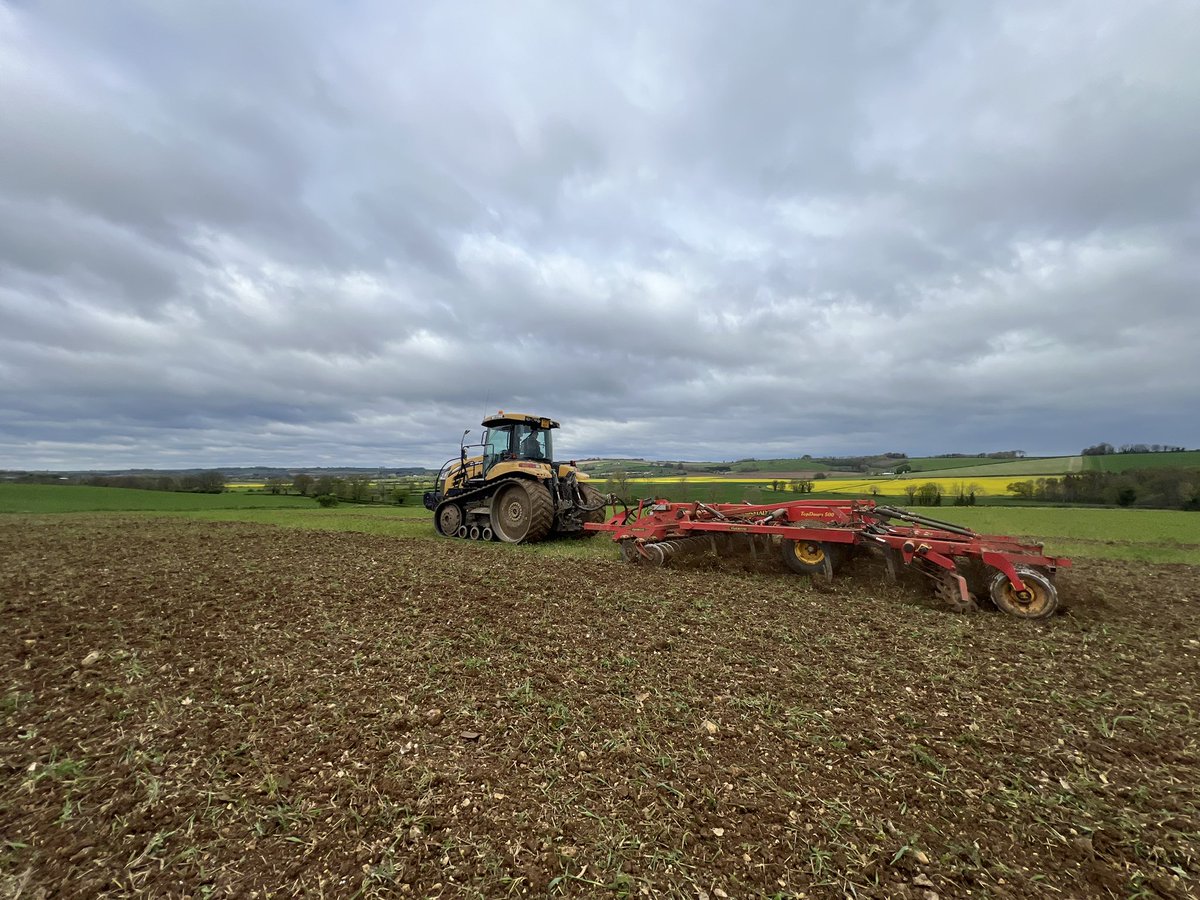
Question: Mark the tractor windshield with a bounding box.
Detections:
[515,424,551,461]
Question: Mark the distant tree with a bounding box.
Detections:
[265,477,288,495]
[894,463,912,475]
[182,470,225,493]
[952,483,978,506]
[605,469,631,502]
[1117,487,1137,507]
[903,485,918,504]
[346,476,372,502]
[915,483,943,506]
[1008,480,1034,500]
[293,474,315,496]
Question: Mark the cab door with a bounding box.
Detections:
[483,426,513,475]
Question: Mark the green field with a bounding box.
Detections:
[4,483,1197,564]
[899,456,1018,472]
[908,506,1199,564]
[909,456,1082,478]
[682,455,1085,477]
[1082,450,1200,472]
[0,483,314,513]
[726,458,858,473]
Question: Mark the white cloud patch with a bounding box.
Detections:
[1,1,1198,468]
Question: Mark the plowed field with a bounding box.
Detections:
[2,518,1198,898]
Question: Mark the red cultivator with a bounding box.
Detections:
[584,498,1071,619]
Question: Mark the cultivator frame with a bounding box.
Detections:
[584,498,1071,618]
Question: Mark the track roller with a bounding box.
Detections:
[436,503,464,537]
[456,525,468,539]
[481,526,493,541]
[469,525,481,540]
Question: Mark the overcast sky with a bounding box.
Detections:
[2,1,1198,470]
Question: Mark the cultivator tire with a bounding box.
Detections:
[989,566,1059,619]
[436,503,463,537]
[781,539,838,576]
[490,480,554,544]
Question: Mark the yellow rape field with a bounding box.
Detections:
[626,475,1018,497]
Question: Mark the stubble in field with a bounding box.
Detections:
[1,518,1198,898]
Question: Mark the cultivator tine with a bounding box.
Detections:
[884,548,901,582]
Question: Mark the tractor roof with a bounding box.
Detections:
[481,411,560,429]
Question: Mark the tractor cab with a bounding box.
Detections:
[481,412,558,476]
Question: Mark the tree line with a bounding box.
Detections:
[900,483,977,507]
[1008,469,1200,509]
[1081,443,1189,456]
[77,472,227,493]
[279,473,428,506]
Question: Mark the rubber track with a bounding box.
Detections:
[433,477,523,535]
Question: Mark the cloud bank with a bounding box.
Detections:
[2,1,1198,468]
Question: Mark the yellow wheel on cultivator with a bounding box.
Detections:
[989,566,1059,619]
[781,539,837,575]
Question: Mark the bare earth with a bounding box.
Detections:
[2,518,1198,898]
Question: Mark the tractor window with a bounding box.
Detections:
[483,426,513,474]
[515,425,551,461]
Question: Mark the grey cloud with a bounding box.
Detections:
[1,1,1198,469]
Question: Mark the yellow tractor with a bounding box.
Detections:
[423,412,609,543]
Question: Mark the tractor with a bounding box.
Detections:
[423,412,608,543]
